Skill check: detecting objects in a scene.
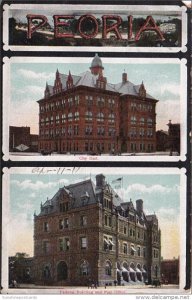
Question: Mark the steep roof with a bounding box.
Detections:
[66,179,96,209]
[114,81,155,99]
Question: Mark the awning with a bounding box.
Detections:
[136,268,142,273]
[117,269,121,274]
[15,144,29,152]
[104,239,109,245]
[129,267,135,273]
[109,240,115,246]
[131,246,136,252]
[141,268,147,273]
[122,267,129,273]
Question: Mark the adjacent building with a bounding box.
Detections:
[167,120,180,154]
[9,126,38,152]
[161,258,179,284]
[33,174,161,286]
[37,54,158,154]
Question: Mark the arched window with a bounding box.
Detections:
[147,118,153,126]
[105,261,112,276]
[74,112,79,120]
[80,261,89,276]
[55,115,60,124]
[57,261,68,281]
[131,116,137,125]
[62,114,66,123]
[108,113,115,124]
[86,111,93,121]
[140,117,145,125]
[68,112,73,121]
[97,112,104,122]
[50,116,54,125]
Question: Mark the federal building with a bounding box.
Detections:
[38,55,158,154]
[33,174,161,286]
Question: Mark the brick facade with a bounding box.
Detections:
[37,55,158,154]
[34,174,161,286]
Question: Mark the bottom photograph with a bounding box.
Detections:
[2,167,186,294]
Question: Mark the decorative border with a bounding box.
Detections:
[3,4,188,53]
[1,167,187,294]
[2,56,187,162]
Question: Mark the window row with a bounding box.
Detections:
[129,128,153,138]
[40,113,115,125]
[122,243,146,257]
[130,103,153,112]
[130,143,154,152]
[43,215,87,232]
[42,236,88,254]
[131,117,153,126]
[40,126,116,138]
[41,96,116,111]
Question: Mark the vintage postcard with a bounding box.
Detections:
[2,4,188,53]
[2,56,187,162]
[1,167,188,294]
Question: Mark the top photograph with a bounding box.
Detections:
[3,3,188,52]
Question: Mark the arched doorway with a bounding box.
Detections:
[136,264,142,281]
[122,262,129,282]
[142,265,148,282]
[57,261,68,281]
[129,263,136,282]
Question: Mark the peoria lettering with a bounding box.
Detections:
[26,14,164,41]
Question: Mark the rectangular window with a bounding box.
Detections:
[137,246,141,257]
[43,222,49,232]
[108,238,114,251]
[59,219,64,230]
[80,237,87,249]
[80,216,87,226]
[42,241,49,253]
[59,238,64,251]
[65,238,70,250]
[59,202,69,212]
[64,218,69,228]
[123,243,128,254]
[124,226,127,234]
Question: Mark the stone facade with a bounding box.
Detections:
[34,174,161,286]
[38,55,158,154]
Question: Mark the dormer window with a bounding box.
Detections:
[59,202,69,212]
[80,192,90,206]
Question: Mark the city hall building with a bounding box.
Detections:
[33,174,161,286]
[37,55,158,154]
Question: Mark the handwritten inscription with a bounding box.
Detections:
[32,167,80,175]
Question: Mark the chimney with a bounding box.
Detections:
[122,71,127,83]
[136,199,143,214]
[96,174,106,188]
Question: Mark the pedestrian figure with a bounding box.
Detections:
[91,279,95,289]
[88,278,91,289]
[114,279,117,286]
[94,280,97,289]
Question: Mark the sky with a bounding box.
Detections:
[10,59,180,134]
[8,171,180,260]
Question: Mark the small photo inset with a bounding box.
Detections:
[2,167,187,294]
[3,56,187,162]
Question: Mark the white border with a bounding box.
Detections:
[2,56,187,162]
[1,167,188,294]
[3,4,188,53]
